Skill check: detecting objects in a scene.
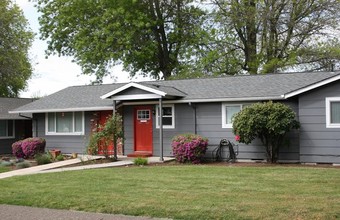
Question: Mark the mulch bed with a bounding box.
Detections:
[2,154,339,171]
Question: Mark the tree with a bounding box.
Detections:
[36,0,208,81]
[212,0,340,74]
[0,0,34,97]
[232,102,300,163]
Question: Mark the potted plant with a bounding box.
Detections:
[49,149,61,160]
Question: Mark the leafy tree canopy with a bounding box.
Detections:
[36,0,340,81]
[211,0,340,74]
[233,102,300,163]
[36,0,209,81]
[0,0,34,97]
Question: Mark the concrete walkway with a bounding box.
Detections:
[0,204,170,220]
[0,156,174,179]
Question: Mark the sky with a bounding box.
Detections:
[15,0,150,98]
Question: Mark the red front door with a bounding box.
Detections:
[134,106,153,153]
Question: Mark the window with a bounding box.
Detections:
[0,120,14,139]
[156,105,175,129]
[46,112,84,135]
[222,104,249,128]
[326,97,340,128]
[137,110,150,120]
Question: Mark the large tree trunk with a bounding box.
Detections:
[245,0,258,74]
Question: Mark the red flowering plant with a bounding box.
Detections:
[21,138,46,158]
[171,133,208,164]
[12,138,46,159]
[12,140,25,158]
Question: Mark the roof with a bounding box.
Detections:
[10,71,340,113]
[0,98,34,119]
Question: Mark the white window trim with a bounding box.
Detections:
[326,97,340,128]
[0,120,15,139]
[156,104,175,129]
[221,104,251,128]
[45,112,85,135]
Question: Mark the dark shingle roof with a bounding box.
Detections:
[11,71,340,113]
[147,71,340,100]
[0,98,34,119]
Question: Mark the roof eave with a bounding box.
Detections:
[120,96,285,105]
[283,73,340,99]
[9,106,114,114]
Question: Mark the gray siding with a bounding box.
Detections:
[152,103,195,156]
[299,81,340,163]
[123,104,195,156]
[123,106,134,155]
[123,101,299,161]
[33,112,93,154]
[0,120,32,154]
[196,102,299,161]
[117,87,151,96]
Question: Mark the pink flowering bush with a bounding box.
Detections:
[12,138,46,159]
[12,140,25,158]
[172,134,208,164]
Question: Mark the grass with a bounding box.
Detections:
[0,166,11,173]
[0,165,339,219]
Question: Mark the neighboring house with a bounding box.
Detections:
[0,98,33,154]
[10,71,340,164]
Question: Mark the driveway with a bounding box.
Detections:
[0,204,170,220]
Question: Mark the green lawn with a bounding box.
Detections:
[0,165,339,219]
[0,166,11,173]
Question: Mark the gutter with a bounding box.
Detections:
[19,113,32,120]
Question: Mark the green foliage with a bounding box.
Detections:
[133,157,148,166]
[0,0,34,97]
[35,154,52,165]
[0,160,13,167]
[36,0,209,81]
[87,113,123,160]
[15,161,31,169]
[55,154,64,161]
[233,102,300,163]
[212,0,340,74]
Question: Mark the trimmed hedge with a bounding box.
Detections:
[12,138,46,159]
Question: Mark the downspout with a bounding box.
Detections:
[159,98,164,161]
[188,102,197,134]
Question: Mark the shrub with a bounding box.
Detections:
[0,160,13,167]
[233,101,300,163]
[56,154,64,161]
[12,138,46,159]
[12,140,25,158]
[172,134,208,164]
[134,157,148,166]
[16,161,31,169]
[35,154,52,165]
[21,138,46,158]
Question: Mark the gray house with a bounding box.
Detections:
[0,98,33,154]
[10,71,340,164]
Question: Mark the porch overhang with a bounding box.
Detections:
[100,82,185,101]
